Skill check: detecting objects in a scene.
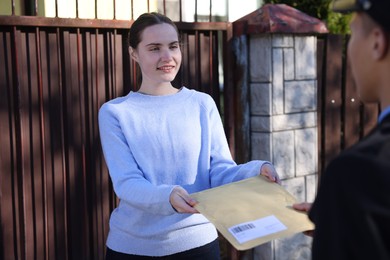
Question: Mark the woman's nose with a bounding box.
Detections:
[160,49,172,61]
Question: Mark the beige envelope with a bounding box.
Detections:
[191,175,314,251]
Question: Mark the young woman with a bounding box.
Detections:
[99,12,279,259]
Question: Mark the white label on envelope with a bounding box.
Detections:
[228,215,287,244]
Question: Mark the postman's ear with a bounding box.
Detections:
[129,47,139,62]
[372,27,389,60]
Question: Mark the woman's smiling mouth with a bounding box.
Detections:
[157,65,175,72]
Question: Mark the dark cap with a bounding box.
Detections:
[331,0,390,31]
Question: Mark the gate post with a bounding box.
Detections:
[232,4,327,259]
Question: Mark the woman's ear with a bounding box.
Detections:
[129,47,139,62]
[372,27,389,60]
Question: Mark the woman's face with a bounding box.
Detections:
[131,23,182,88]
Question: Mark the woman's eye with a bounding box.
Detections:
[170,45,179,50]
[149,47,159,51]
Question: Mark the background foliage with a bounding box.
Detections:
[263,0,352,34]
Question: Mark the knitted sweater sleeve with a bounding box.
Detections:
[205,96,269,187]
[98,102,177,216]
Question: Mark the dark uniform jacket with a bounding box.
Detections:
[309,114,390,260]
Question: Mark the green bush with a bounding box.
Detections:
[327,11,352,34]
[263,0,351,34]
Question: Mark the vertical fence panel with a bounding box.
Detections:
[39,28,51,260]
[20,29,32,258]
[0,29,18,260]
[43,28,68,259]
[343,40,361,149]
[33,27,47,260]
[84,28,99,259]
[321,34,343,172]
[316,36,325,179]
[62,29,89,259]
[93,29,109,259]
[194,31,200,90]
[13,27,24,259]
[199,32,209,93]
[178,32,191,88]
[223,24,235,158]
[61,29,75,258]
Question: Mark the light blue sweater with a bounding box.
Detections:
[98,87,268,256]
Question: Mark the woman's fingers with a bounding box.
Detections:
[260,163,281,184]
[170,186,199,214]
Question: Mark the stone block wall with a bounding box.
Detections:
[249,34,318,259]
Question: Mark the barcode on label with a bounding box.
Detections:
[231,223,255,234]
[229,215,287,244]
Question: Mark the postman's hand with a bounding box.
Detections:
[293,202,312,213]
[293,202,314,237]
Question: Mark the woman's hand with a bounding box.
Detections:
[260,163,281,184]
[169,186,199,214]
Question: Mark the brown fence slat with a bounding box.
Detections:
[63,29,87,259]
[343,44,361,149]
[56,26,70,260]
[322,34,343,170]
[39,28,50,260]
[223,24,235,158]
[12,25,25,260]
[194,30,201,91]
[43,28,68,259]
[19,29,32,258]
[316,36,325,178]
[33,25,49,258]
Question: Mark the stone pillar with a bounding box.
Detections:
[232,4,327,260]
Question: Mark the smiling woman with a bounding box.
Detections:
[98,12,279,260]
